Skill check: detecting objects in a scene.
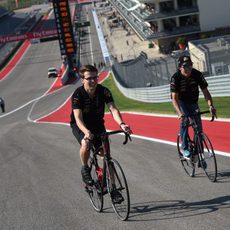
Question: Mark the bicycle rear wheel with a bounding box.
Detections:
[177,134,195,177]
[86,163,103,212]
[197,134,217,182]
[106,158,130,221]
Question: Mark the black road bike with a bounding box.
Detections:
[177,110,217,182]
[85,130,131,221]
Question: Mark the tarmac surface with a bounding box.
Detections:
[0,3,230,229]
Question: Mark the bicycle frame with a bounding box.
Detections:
[87,130,132,220]
[89,130,131,191]
[185,110,212,157]
[177,110,217,182]
[187,117,201,155]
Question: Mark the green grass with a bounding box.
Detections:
[102,74,230,118]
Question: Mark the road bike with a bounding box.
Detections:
[177,110,217,182]
[85,130,131,221]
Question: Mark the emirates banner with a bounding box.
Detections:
[0,29,58,44]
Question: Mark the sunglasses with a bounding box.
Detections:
[181,63,192,70]
[84,76,98,81]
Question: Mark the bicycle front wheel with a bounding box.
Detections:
[106,158,130,221]
[177,134,195,177]
[197,133,217,182]
[86,163,103,212]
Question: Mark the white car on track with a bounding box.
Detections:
[48,67,58,78]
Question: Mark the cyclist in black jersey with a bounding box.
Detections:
[70,65,132,190]
[170,56,216,159]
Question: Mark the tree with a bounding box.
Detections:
[176,37,187,50]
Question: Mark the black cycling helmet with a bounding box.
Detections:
[178,55,192,68]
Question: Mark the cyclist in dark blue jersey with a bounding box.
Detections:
[70,65,132,189]
[170,56,216,159]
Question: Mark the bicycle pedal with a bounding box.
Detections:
[85,186,91,193]
[102,190,108,195]
[112,196,124,204]
[183,156,192,161]
[197,162,201,168]
[180,157,187,162]
[113,199,124,204]
[85,182,95,191]
[192,155,198,163]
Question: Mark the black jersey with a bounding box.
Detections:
[70,84,114,130]
[170,69,208,104]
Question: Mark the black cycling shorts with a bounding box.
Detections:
[71,123,105,150]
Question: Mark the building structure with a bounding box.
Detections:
[108,0,230,52]
[189,35,230,76]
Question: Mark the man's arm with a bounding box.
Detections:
[202,88,214,107]
[73,109,93,139]
[201,87,217,117]
[171,92,183,119]
[107,102,132,133]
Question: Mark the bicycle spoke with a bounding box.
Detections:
[199,134,217,182]
[176,112,217,182]
[86,163,103,212]
[106,159,130,221]
[177,134,195,177]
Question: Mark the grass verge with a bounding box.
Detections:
[102,74,230,118]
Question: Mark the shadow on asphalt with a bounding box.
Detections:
[128,195,230,221]
[179,170,230,183]
[216,169,230,183]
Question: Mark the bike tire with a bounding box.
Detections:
[86,163,104,212]
[106,158,130,221]
[177,134,195,177]
[197,134,217,182]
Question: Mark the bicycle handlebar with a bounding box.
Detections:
[183,110,215,122]
[96,130,132,145]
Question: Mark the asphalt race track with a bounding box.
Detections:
[0,4,230,230]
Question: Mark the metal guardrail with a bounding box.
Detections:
[112,52,172,88]
[111,72,230,103]
[206,75,230,97]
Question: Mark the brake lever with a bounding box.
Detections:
[123,133,131,145]
[210,115,214,122]
[128,134,132,142]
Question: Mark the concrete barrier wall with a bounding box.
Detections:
[112,71,230,103]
